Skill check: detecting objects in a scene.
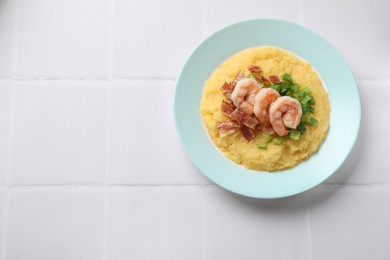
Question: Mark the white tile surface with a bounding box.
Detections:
[108,188,203,260]
[7,190,104,260]
[12,82,107,184]
[113,0,203,78]
[0,0,388,259]
[304,0,390,78]
[0,83,11,185]
[307,185,390,260]
[17,0,109,78]
[206,0,300,33]
[324,82,390,184]
[109,81,209,184]
[0,0,15,78]
[205,186,308,260]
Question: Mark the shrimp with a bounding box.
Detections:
[269,96,302,136]
[253,88,280,127]
[230,78,262,114]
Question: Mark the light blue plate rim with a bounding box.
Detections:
[174,19,361,199]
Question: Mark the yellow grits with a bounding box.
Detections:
[200,46,330,171]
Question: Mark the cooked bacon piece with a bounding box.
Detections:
[269,75,282,84]
[217,121,240,137]
[256,123,263,131]
[249,72,271,87]
[221,99,235,117]
[241,126,255,141]
[248,65,262,73]
[220,82,235,98]
[241,114,259,130]
[230,108,259,130]
[252,72,263,81]
[261,76,270,87]
[230,109,245,124]
[233,71,246,82]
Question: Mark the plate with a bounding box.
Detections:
[174,19,360,198]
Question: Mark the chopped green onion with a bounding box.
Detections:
[297,123,307,134]
[302,104,311,114]
[301,115,310,124]
[307,116,318,126]
[271,84,280,93]
[289,129,301,141]
[279,135,288,140]
[274,139,282,145]
[291,83,299,93]
[309,106,315,113]
[258,143,267,150]
[280,84,288,95]
[247,73,256,80]
[308,96,315,105]
[300,95,312,105]
[264,135,273,144]
[299,87,311,96]
[272,79,301,97]
[282,73,293,82]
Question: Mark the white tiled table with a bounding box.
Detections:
[0,0,389,259]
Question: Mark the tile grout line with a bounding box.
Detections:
[1,67,17,260]
[4,182,390,189]
[102,83,113,260]
[0,77,390,83]
[5,184,211,193]
[103,0,115,255]
[1,0,20,258]
[11,0,20,80]
[107,0,114,81]
[298,0,305,25]
[200,8,209,260]
[202,186,208,260]
[7,183,214,187]
[102,192,110,260]
[1,78,17,260]
[201,0,208,37]
[305,193,313,260]
[0,77,177,82]
[356,78,390,83]
[320,182,390,187]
